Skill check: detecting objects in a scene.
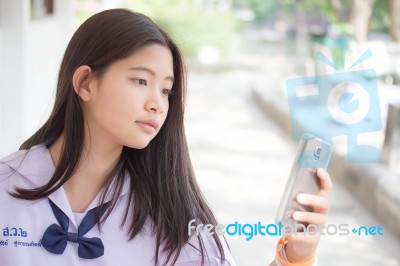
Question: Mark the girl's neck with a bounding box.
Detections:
[48,133,123,213]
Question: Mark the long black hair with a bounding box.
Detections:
[12,9,227,266]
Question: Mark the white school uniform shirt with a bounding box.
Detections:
[0,144,236,266]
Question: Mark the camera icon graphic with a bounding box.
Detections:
[287,65,382,164]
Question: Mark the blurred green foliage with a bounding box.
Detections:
[233,0,338,23]
[74,0,394,57]
[122,0,238,57]
[233,0,281,22]
[233,0,391,35]
[369,0,390,34]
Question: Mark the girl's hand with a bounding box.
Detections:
[284,168,333,263]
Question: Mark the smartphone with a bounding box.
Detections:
[275,133,332,231]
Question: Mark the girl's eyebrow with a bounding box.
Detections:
[128,66,174,83]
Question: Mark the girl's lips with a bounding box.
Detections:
[135,121,158,133]
[135,119,159,129]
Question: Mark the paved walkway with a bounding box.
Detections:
[185,69,400,266]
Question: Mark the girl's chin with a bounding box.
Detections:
[124,140,152,150]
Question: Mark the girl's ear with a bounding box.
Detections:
[72,65,95,102]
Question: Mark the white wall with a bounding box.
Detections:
[0,24,2,158]
[0,0,73,158]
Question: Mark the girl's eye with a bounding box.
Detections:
[132,79,147,86]
[162,88,173,97]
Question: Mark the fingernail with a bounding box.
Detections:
[297,194,306,202]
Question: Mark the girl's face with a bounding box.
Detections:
[83,44,174,149]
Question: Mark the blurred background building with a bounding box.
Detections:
[0,0,72,155]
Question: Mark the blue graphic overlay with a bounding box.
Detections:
[286,38,382,163]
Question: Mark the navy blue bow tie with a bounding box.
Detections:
[42,199,110,259]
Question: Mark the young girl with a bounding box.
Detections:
[0,9,332,266]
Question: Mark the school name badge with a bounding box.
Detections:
[2,227,42,249]
[286,38,382,164]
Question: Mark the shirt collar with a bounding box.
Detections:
[1,144,55,189]
[1,144,131,228]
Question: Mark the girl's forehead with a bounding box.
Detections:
[126,44,172,60]
[113,45,174,73]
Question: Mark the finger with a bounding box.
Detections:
[316,168,332,196]
[297,193,331,214]
[293,211,327,227]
